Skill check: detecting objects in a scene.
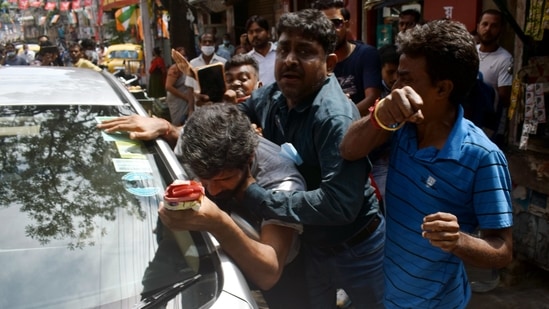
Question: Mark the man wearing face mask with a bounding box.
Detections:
[189,32,227,68]
[186,32,227,104]
[1,43,29,66]
[217,33,235,61]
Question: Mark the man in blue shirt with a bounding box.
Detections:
[1,43,29,66]
[340,19,513,308]
[237,9,384,309]
[217,33,235,61]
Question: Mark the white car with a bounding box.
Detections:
[0,66,258,309]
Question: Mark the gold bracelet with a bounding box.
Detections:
[373,98,405,131]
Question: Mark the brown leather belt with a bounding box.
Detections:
[324,215,382,254]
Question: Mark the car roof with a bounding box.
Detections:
[106,43,142,51]
[15,43,41,52]
[0,66,125,106]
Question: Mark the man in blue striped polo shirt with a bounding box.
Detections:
[340,19,513,308]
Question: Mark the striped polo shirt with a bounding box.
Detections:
[384,106,513,308]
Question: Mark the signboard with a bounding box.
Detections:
[423,0,481,32]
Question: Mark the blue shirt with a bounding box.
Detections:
[384,106,513,308]
[333,42,381,104]
[217,44,234,61]
[5,55,29,66]
[238,75,380,247]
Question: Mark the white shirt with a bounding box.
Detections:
[247,42,277,86]
[477,45,513,89]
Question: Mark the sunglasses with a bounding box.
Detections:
[330,18,346,29]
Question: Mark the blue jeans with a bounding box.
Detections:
[303,215,386,308]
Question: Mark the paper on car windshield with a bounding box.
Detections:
[115,140,146,159]
[112,158,152,173]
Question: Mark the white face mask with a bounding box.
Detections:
[201,46,215,56]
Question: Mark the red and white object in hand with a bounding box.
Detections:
[163,180,205,211]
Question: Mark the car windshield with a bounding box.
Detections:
[110,50,139,59]
[0,102,219,308]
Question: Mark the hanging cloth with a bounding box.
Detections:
[525,0,546,41]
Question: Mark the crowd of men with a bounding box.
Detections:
[0,36,102,71]
[100,2,515,309]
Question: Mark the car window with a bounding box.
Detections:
[111,50,138,59]
[0,104,219,308]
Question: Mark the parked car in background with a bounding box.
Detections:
[0,66,257,309]
[15,43,41,62]
[102,43,144,74]
[15,43,41,55]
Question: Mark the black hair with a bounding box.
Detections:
[396,19,479,105]
[399,9,421,23]
[378,44,399,66]
[38,41,58,55]
[81,38,95,49]
[479,9,506,26]
[68,42,83,51]
[276,9,337,55]
[246,15,269,32]
[225,54,259,74]
[312,0,350,20]
[179,103,258,179]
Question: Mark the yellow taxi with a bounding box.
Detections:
[16,43,41,61]
[101,43,144,74]
[16,43,41,54]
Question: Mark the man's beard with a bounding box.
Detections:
[208,169,249,202]
[479,34,498,46]
[336,38,346,50]
[252,38,268,50]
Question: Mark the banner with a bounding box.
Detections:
[115,5,136,31]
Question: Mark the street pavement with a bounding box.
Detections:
[253,260,549,308]
[468,260,549,309]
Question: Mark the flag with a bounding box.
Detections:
[50,14,60,25]
[115,5,136,31]
[19,0,29,9]
[44,1,56,10]
[60,1,70,11]
[72,0,80,10]
[30,0,43,8]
